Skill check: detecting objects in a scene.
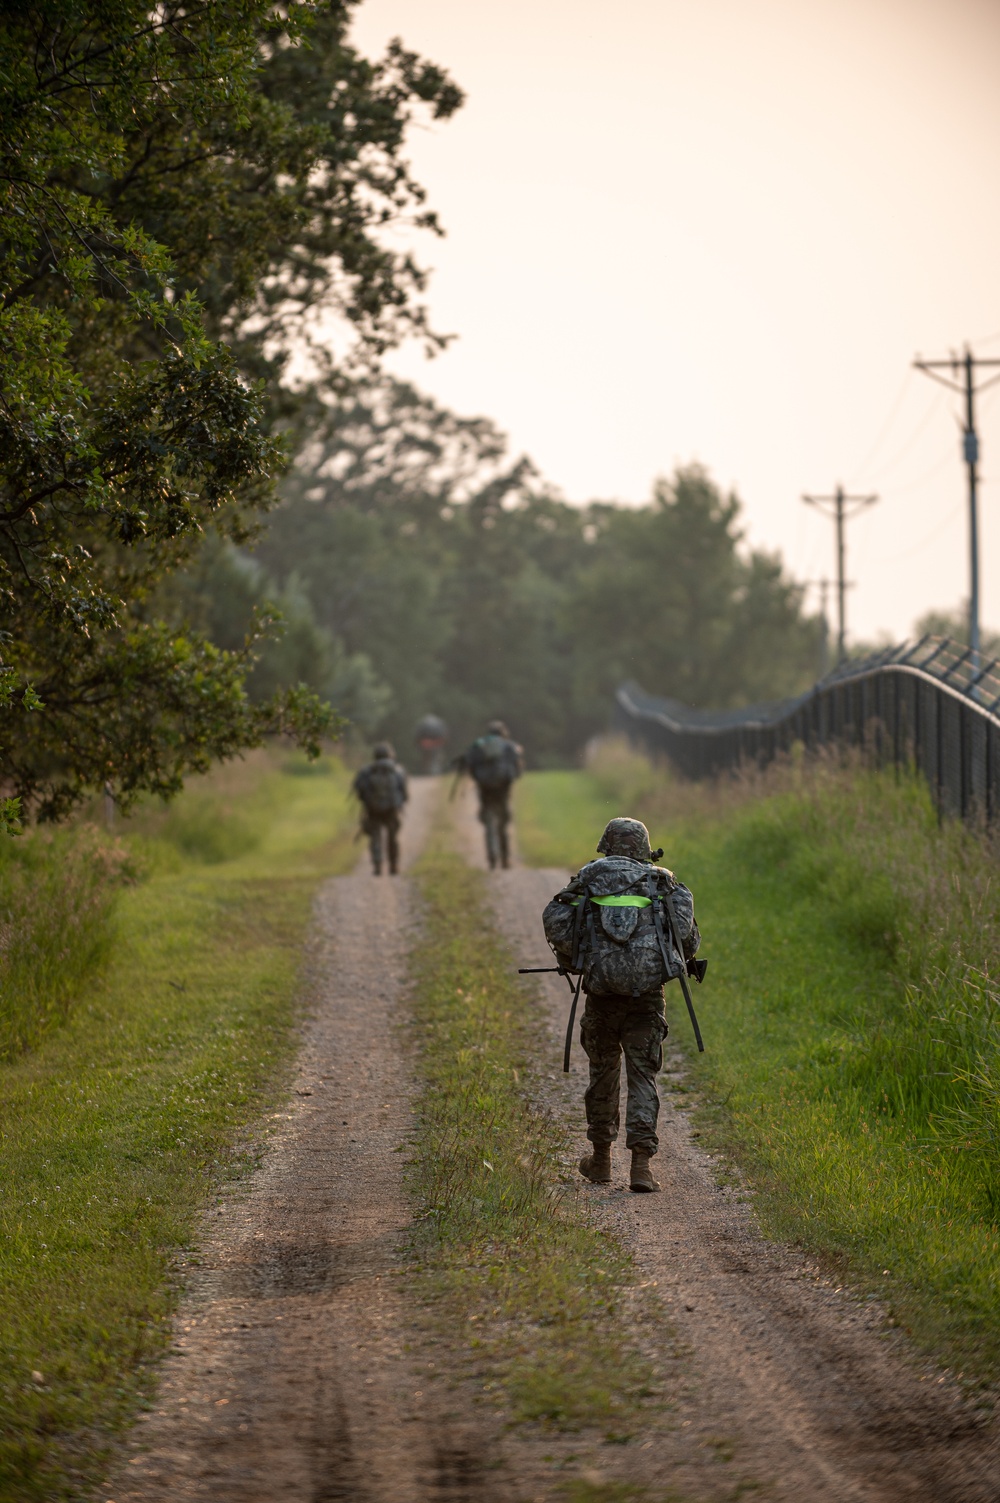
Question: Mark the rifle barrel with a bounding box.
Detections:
[563,974,584,1072]
[665,896,706,1052]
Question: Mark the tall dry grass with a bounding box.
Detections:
[0,825,134,1059]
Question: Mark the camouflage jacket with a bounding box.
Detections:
[353,759,408,814]
[458,735,524,790]
[542,855,699,999]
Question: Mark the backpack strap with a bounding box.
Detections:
[570,885,591,972]
[585,897,598,964]
[646,871,677,982]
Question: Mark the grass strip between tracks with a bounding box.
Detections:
[0,753,358,1503]
[516,756,1000,1389]
[407,840,656,1440]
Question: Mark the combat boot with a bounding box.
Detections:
[629,1148,660,1193]
[578,1143,612,1184]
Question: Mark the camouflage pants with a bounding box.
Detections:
[362,810,400,873]
[477,788,511,869]
[580,994,667,1154]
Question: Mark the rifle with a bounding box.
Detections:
[517,966,583,1073]
[642,873,706,1052]
[663,894,706,1052]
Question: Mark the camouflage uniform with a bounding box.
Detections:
[543,817,700,1159]
[580,994,668,1153]
[415,713,448,775]
[457,721,524,869]
[353,744,408,875]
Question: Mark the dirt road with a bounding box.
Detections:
[477,798,1000,1503]
[110,783,998,1502]
[110,779,503,1502]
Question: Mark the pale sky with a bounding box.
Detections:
[348,0,1000,646]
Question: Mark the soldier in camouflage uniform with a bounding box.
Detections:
[415,712,448,775]
[542,817,700,1192]
[455,720,524,869]
[352,742,408,876]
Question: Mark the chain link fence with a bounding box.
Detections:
[615,636,1000,825]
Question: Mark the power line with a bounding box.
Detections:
[862,384,947,486]
[878,441,961,498]
[801,487,878,663]
[869,498,964,566]
[914,345,1000,659]
[847,368,915,484]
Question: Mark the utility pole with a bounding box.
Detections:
[804,578,831,672]
[914,346,1000,660]
[801,488,878,662]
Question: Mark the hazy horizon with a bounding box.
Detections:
[345,0,1000,648]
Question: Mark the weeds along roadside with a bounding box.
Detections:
[0,825,134,1060]
[406,840,658,1437]
[0,750,357,1503]
[516,746,1000,1387]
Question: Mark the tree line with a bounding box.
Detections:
[175,378,827,766]
[2,0,824,817]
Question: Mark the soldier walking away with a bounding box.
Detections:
[414,712,448,775]
[542,817,701,1193]
[455,720,524,869]
[352,742,408,876]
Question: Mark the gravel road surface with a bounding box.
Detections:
[110,780,999,1502]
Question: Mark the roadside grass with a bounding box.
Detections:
[0,825,135,1060]
[0,751,357,1503]
[514,769,619,872]
[407,836,656,1437]
[558,1481,692,1503]
[516,753,1000,1386]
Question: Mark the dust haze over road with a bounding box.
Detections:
[111,780,999,1502]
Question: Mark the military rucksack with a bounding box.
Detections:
[357,761,405,814]
[468,734,520,791]
[542,856,691,999]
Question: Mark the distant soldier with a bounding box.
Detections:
[415,713,448,775]
[455,720,524,870]
[542,817,701,1193]
[352,742,408,876]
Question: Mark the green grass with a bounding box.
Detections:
[407,835,657,1436]
[0,751,358,1502]
[515,770,620,872]
[0,825,135,1060]
[516,755,1000,1386]
[558,1481,690,1503]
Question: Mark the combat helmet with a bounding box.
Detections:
[373,741,395,760]
[597,817,659,862]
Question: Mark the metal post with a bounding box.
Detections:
[914,346,1000,666]
[987,718,994,824]
[802,487,878,665]
[835,486,846,663]
[936,689,944,822]
[964,349,981,663]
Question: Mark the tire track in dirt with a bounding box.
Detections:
[465,793,1000,1502]
[108,779,999,1503]
[109,778,503,1503]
